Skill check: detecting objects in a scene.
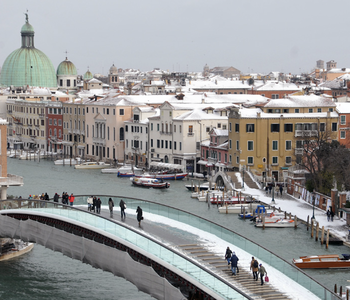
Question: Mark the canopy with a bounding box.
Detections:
[149,162,185,172]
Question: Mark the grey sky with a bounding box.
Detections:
[1,0,349,76]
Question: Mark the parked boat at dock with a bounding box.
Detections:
[293,254,350,269]
[74,162,111,169]
[255,218,295,228]
[135,172,188,180]
[54,158,84,165]
[218,203,260,214]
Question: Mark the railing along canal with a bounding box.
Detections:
[0,196,341,300]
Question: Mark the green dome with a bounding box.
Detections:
[57,58,77,76]
[21,22,34,34]
[84,69,93,80]
[0,15,57,88]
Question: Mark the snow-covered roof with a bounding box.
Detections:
[335,102,350,114]
[264,95,336,108]
[255,82,302,91]
[174,108,227,121]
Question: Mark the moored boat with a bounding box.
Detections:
[255,218,295,228]
[135,172,188,180]
[218,203,260,214]
[54,158,84,165]
[293,254,350,269]
[130,177,170,189]
[0,239,34,261]
[74,162,111,169]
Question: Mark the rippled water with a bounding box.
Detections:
[1,158,349,298]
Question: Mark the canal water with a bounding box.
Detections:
[1,158,349,299]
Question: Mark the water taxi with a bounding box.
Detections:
[293,254,350,269]
[130,177,170,189]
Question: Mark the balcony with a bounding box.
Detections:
[295,148,303,155]
[295,130,318,137]
[187,132,194,137]
[160,131,172,135]
[39,114,45,118]
[0,174,23,187]
[92,137,106,146]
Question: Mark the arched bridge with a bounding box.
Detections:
[0,198,251,300]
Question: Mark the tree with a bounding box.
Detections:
[296,128,349,195]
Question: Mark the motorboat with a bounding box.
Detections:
[218,203,260,214]
[54,158,84,165]
[239,205,268,219]
[293,254,350,269]
[101,165,143,176]
[135,172,188,180]
[18,151,47,160]
[130,177,170,189]
[255,218,295,228]
[74,162,111,169]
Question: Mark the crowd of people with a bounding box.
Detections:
[225,247,268,285]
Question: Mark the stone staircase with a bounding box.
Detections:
[226,171,260,190]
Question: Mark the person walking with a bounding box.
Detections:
[136,206,143,227]
[92,196,97,213]
[230,252,239,276]
[96,198,102,214]
[108,198,114,217]
[259,263,267,285]
[68,193,75,206]
[326,209,331,222]
[330,209,335,222]
[250,257,259,280]
[119,199,126,219]
[87,196,93,211]
[225,247,232,265]
[279,185,283,196]
[53,193,59,208]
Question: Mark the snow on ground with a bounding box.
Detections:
[96,204,321,300]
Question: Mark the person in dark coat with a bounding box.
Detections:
[250,257,259,280]
[225,247,232,265]
[279,185,283,196]
[92,196,97,213]
[44,192,49,200]
[230,252,239,275]
[53,193,59,208]
[108,198,114,217]
[96,198,102,214]
[119,199,126,219]
[136,206,143,227]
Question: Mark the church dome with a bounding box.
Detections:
[57,58,77,76]
[0,15,56,88]
[83,69,93,80]
[109,64,118,74]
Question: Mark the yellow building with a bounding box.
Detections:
[228,96,338,183]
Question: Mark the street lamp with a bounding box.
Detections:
[311,193,316,220]
[271,176,275,204]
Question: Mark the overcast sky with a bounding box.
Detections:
[1,0,349,77]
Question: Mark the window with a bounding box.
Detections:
[179,125,182,133]
[317,108,322,113]
[151,123,153,131]
[319,123,325,132]
[113,109,115,115]
[286,157,292,165]
[236,156,239,164]
[284,124,293,132]
[283,109,289,113]
[272,141,278,150]
[174,141,176,150]
[67,79,71,87]
[341,115,346,125]
[229,123,232,132]
[180,142,182,151]
[161,140,164,148]
[157,140,160,148]
[271,124,280,132]
[286,140,292,150]
[272,157,278,165]
[246,124,255,132]
[271,94,279,99]
[332,123,337,131]
[49,118,52,125]
[174,125,176,132]
[119,109,124,115]
[125,125,128,132]
[188,125,193,134]
[329,108,333,112]
[58,119,62,126]
[151,139,153,147]
[341,131,346,139]
[157,124,159,131]
[236,140,239,150]
[235,124,239,132]
[247,141,253,151]
[267,109,273,113]
[309,108,313,113]
[295,109,300,113]
[247,157,253,165]
[119,128,124,141]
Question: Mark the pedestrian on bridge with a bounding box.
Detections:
[230,252,239,276]
[225,247,232,265]
[120,199,126,219]
[250,257,259,280]
[96,198,101,214]
[87,196,93,211]
[136,206,143,227]
[69,193,75,206]
[259,263,267,285]
[108,198,114,217]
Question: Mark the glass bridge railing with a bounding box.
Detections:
[0,196,339,300]
[0,198,250,300]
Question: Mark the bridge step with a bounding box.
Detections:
[177,244,292,300]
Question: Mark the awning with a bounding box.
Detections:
[197,160,208,165]
[149,162,184,171]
